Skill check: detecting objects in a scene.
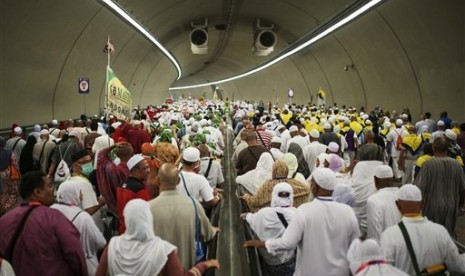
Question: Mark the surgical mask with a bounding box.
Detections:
[81,163,93,176]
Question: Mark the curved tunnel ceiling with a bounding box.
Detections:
[0,0,463,128]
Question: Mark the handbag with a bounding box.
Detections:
[9,152,20,181]
[398,221,447,275]
[181,172,205,263]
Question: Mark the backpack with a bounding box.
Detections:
[54,144,72,183]
[395,130,403,151]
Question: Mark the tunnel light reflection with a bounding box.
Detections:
[169,0,383,90]
[100,0,182,80]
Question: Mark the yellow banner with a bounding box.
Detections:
[107,66,132,120]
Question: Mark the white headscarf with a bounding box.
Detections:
[108,199,176,275]
[347,238,408,275]
[271,182,294,207]
[333,184,356,207]
[53,180,83,218]
[236,152,274,194]
[283,153,298,177]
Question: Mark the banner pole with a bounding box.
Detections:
[105,35,110,119]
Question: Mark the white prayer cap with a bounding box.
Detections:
[327,142,339,153]
[183,120,190,126]
[365,119,372,125]
[323,123,332,130]
[347,238,386,275]
[289,125,298,132]
[309,129,320,138]
[437,120,445,126]
[332,184,356,207]
[333,125,341,134]
[40,129,49,136]
[311,168,336,190]
[51,119,58,125]
[401,113,409,119]
[383,121,391,129]
[395,119,403,126]
[421,125,428,133]
[362,114,369,120]
[445,129,457,141]
[199,119,208,126]
[127,154,145,171]
[398,184,422,201]
[183,147,200,162]
[271,136,282,144]
[374,165,393,179]
[33,124,41,132]
[68,130,79,137]
[13,127,22,135]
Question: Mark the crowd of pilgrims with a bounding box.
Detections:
[0,96,464,275]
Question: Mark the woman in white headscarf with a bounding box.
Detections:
[51,181,106,276]
[347,238,408,275]
[283,153,307,184]
[242,183,297,276]
[96,199,220,276]
[236,152,274,194]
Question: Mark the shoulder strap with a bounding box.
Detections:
[11,138,21,151]
[5,205,39,261]
[38,141,48,164]
[247,147,259,161]
[188,196,201,243]
[60,143,72,160]
[398,221,421,275]
[292,171,297,178]
[256,131,265,146]
[276,212,288,228]
[180,172,191,197]
[204,159,213,178]
[71,211,83,223]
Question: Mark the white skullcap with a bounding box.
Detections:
[309,129,320,138]
[311,168,336,190]
[395,119,403,126]
[437,120,445,126]
[68,130,79,137]
[374,165,393,179]
[401,113,409,119]
[40,129,49,136]
[328,142,339,153]
[383,121,391,129]
[51,119,58,125]
[13,127,22,135]
[445,129,457,141]
[199,119,208,126]
[183,147,200,162]
[127,154,145,171]
[421,125,428,132]
[398,184,422,201]
[323,123,332,130]
[362,114,369,120]
[289,125,298,132]
[271,136,282,144]
[365,119,372,125]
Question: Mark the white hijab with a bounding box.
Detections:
[283,153,307,183]
[53,180,83,219]
[236,152,274,194]
[347,238,408,275]
[108,199,176,276]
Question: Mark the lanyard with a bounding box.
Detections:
[356,260,390,274]
[57,202,77,207]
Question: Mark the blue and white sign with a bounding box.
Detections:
[79,78,90,94]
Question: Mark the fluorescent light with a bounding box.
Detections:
[100,0,182,80]
[169,0,382,90]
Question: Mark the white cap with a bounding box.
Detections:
[289,125,298,132]
[327,142,339,153]
[13,127,22,135]
[437,120,445,126]
[401,113,409,119]
[51,119,58,125]
[395,119,403,126]
[127,154,145,171]
[40,129,49,136]
[183,147,200,162]
[365,119,372,125]
[383,121,391,129]
[445,129,457,141]
[311,168,336,190]
[347,238,386,275]
[68,130,79,137]
[374,165,393,179]
[271,136,282,144]
[398,184,422,201]
[309,129,320,138]
[323,123,332,130]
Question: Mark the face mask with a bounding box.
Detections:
[81,163,93,176]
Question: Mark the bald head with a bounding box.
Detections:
[158,163,180,190]
[364,131,375,142]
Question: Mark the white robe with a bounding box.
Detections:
[366,187,402,241]
[380,217,465,275]
[303,141,327,173]
[265,198,360,276]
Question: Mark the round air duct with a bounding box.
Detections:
[190,28,208,46]
[255,30,277,50]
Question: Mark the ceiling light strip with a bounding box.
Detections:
[100,0,182,80]
[169,0,382,90]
